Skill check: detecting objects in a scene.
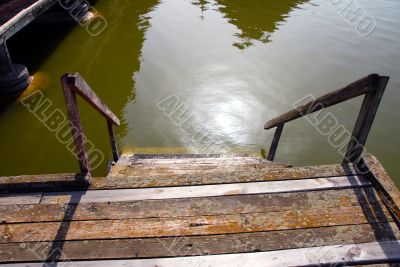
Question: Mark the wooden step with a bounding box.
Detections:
[5,241,399,267]
[0,155,399,266]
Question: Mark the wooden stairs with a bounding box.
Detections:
[1,153,400,266]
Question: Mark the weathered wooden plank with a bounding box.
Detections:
[0,205,392,243]
[0,164,359,192]
[0,193,42,205]
[361,154,400,222]
[1,222,399,262]
[0,174,89,194]
[0,173,76,185]
[127,157,273,164]
[103,164,359,189]
[107,157,289,178]
[4,241,400,267]
[36,176,370,205]
[0,188,383,223]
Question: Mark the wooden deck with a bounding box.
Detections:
[1,153,400,266]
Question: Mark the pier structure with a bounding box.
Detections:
[1,73,400,266]
[0,0,89,94]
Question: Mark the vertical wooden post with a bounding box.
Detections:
[107,120,119,163]
[343,76,389,164]
[61,75,91,177]
[267,124,284,162]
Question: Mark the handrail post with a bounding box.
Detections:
[107,120,119,163]
[61,76,91,177]
[343,76,389,164]
[61,73,121,179]
[267,124,284,161]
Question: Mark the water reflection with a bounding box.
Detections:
[0,0,161,176]
[0,0,399,183]
[192,0,306,49]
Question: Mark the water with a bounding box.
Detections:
[1,0,399,183]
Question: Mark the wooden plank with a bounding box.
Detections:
[0,173,77,185]
[103,164,360,189]
[3,241,400,266]
[361,154,400,222]
[264,74,379,129]
[0,164,359,192]
[1,222,399,262]
[128,157,271,164]
[0,205,392,243]
[0,174,89,194]
[0,193,42,205]
[130,153,255,159]
[35,176,370,205]
[0,188,383,223]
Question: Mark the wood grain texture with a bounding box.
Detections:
[0,205,392,243]
[0,187,383,223]
[362,154,400,222]
[34,176,370,205]
[0,193,42,205]
[3,241,400,267]
[1,222,399,262]
[103,163,359,189]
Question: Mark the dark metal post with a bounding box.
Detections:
[267,124,284,162]
[107,120,119,163]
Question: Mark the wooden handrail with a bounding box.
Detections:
[61,73,120,178]
[264,74,389,164]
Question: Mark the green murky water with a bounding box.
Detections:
[1,0,399,183]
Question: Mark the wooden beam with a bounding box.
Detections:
[30,176,371,205]
[0,206,392,243]
[361,154,400,222]
[3,241,400,266]
[104,164,359,189]
[344,76,389,163]
[107,120,119,162]
[267,124,284,161]
[62,73,120,126]
[61,76,90,175]
[0,193,42,205]
[0,188,383,223]
[264,74,379,130]
[1,223,399,262]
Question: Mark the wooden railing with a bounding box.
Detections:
[265,74,389,164]
[61,73,120,178]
